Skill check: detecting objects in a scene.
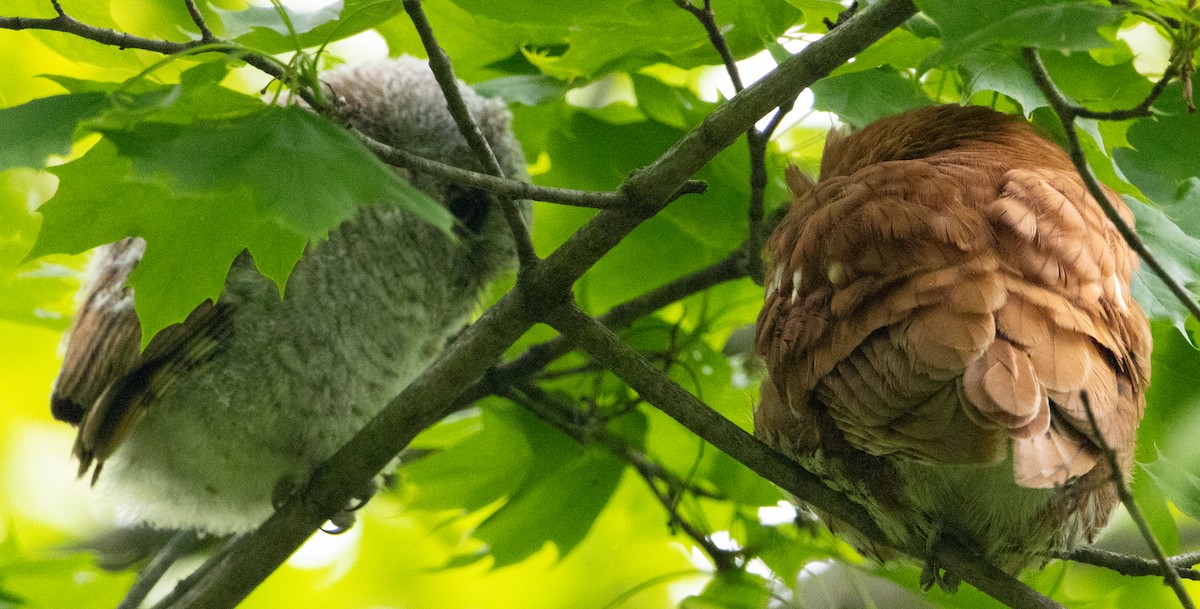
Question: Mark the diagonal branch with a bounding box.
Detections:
[6,1,921,606]
[542,301,1065,609]
[506,383,737,570]
[1079,394,1195,608]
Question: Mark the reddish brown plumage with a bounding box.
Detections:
[754,105,1151,580]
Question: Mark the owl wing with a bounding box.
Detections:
[755,161,1149,488]
[52,238,146,426]
[53,238,236,482]
[983,168,1150,486]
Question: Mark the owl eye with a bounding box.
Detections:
[444,183,492,234]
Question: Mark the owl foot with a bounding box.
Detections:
[919,560,960,593]
[919,528,961,593]
[272,474,381,535]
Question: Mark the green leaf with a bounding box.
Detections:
[1114,83,1200,206]
[681,570,771,609]
[102,106,449,237]
[475,443,627,568]
[782,0,845,32]
[958,47,1048,114]
[0,551,132,609]
[216,0,402,53]
[377,0,801,81]
[404,405,535,512]
[474,74,568,106]
[917,0,1124,65]
[1125,195,1200,341]
[832,28,940,75]
[1141,451,1200,523]
[1040,51,1151,114]
[469,402,639,568]
[0,93,109,171]
[30,140,306,343]
[0,169,75,330]
[1131,460,1181,555]
[631,74,702,130]
[810,66,933,128]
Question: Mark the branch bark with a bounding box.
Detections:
[158,1,921,606]
[544,301,1065,609]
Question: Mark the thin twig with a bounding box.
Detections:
[544,300,1064,609]
[468,247,751,406]
[672,0,744,92]
[1023,47,1200,324]
[1064,546,1200,580]
[183,0,214,42]
[1074,67,1177,120]
[358,134,643,208]
[402,0,538,270]
[116,531,201,609]
[0,9,311,107]
[20,2,923,606]
[0,5,646,216]
[148,535,242,609]
[1079,394,1195,608]
[631,459,739,570]
[507,383,734,569]
[672,0,790,284]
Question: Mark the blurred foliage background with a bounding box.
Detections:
[3,0,1200,608]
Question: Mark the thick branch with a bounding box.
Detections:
[8,1,920,606]
[168,292,538,608]
[529,0,918,304]
[543,301,1064,609]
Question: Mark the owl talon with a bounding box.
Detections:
[322,511,356,535]
[319,475,383,534]
[919,561,960,593]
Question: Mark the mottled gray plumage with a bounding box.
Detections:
[52,56,527,534]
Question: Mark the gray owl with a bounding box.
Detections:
[49,56,528,535]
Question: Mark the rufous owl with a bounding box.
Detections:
[754,104,1151,587]
[50,56,528,535]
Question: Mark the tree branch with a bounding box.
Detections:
[182,0,214,43]
[543,301,1065,609]
[671,0,792,283]
[672,0,744,92]
[0,5,664,212]
[402,0,538,270]
[0,11,292,101]
[507,383,737,570]
[6,1,922,606]
[1079,394,1195,608]
[358,132,645,208]
[1064,546,1200,580]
